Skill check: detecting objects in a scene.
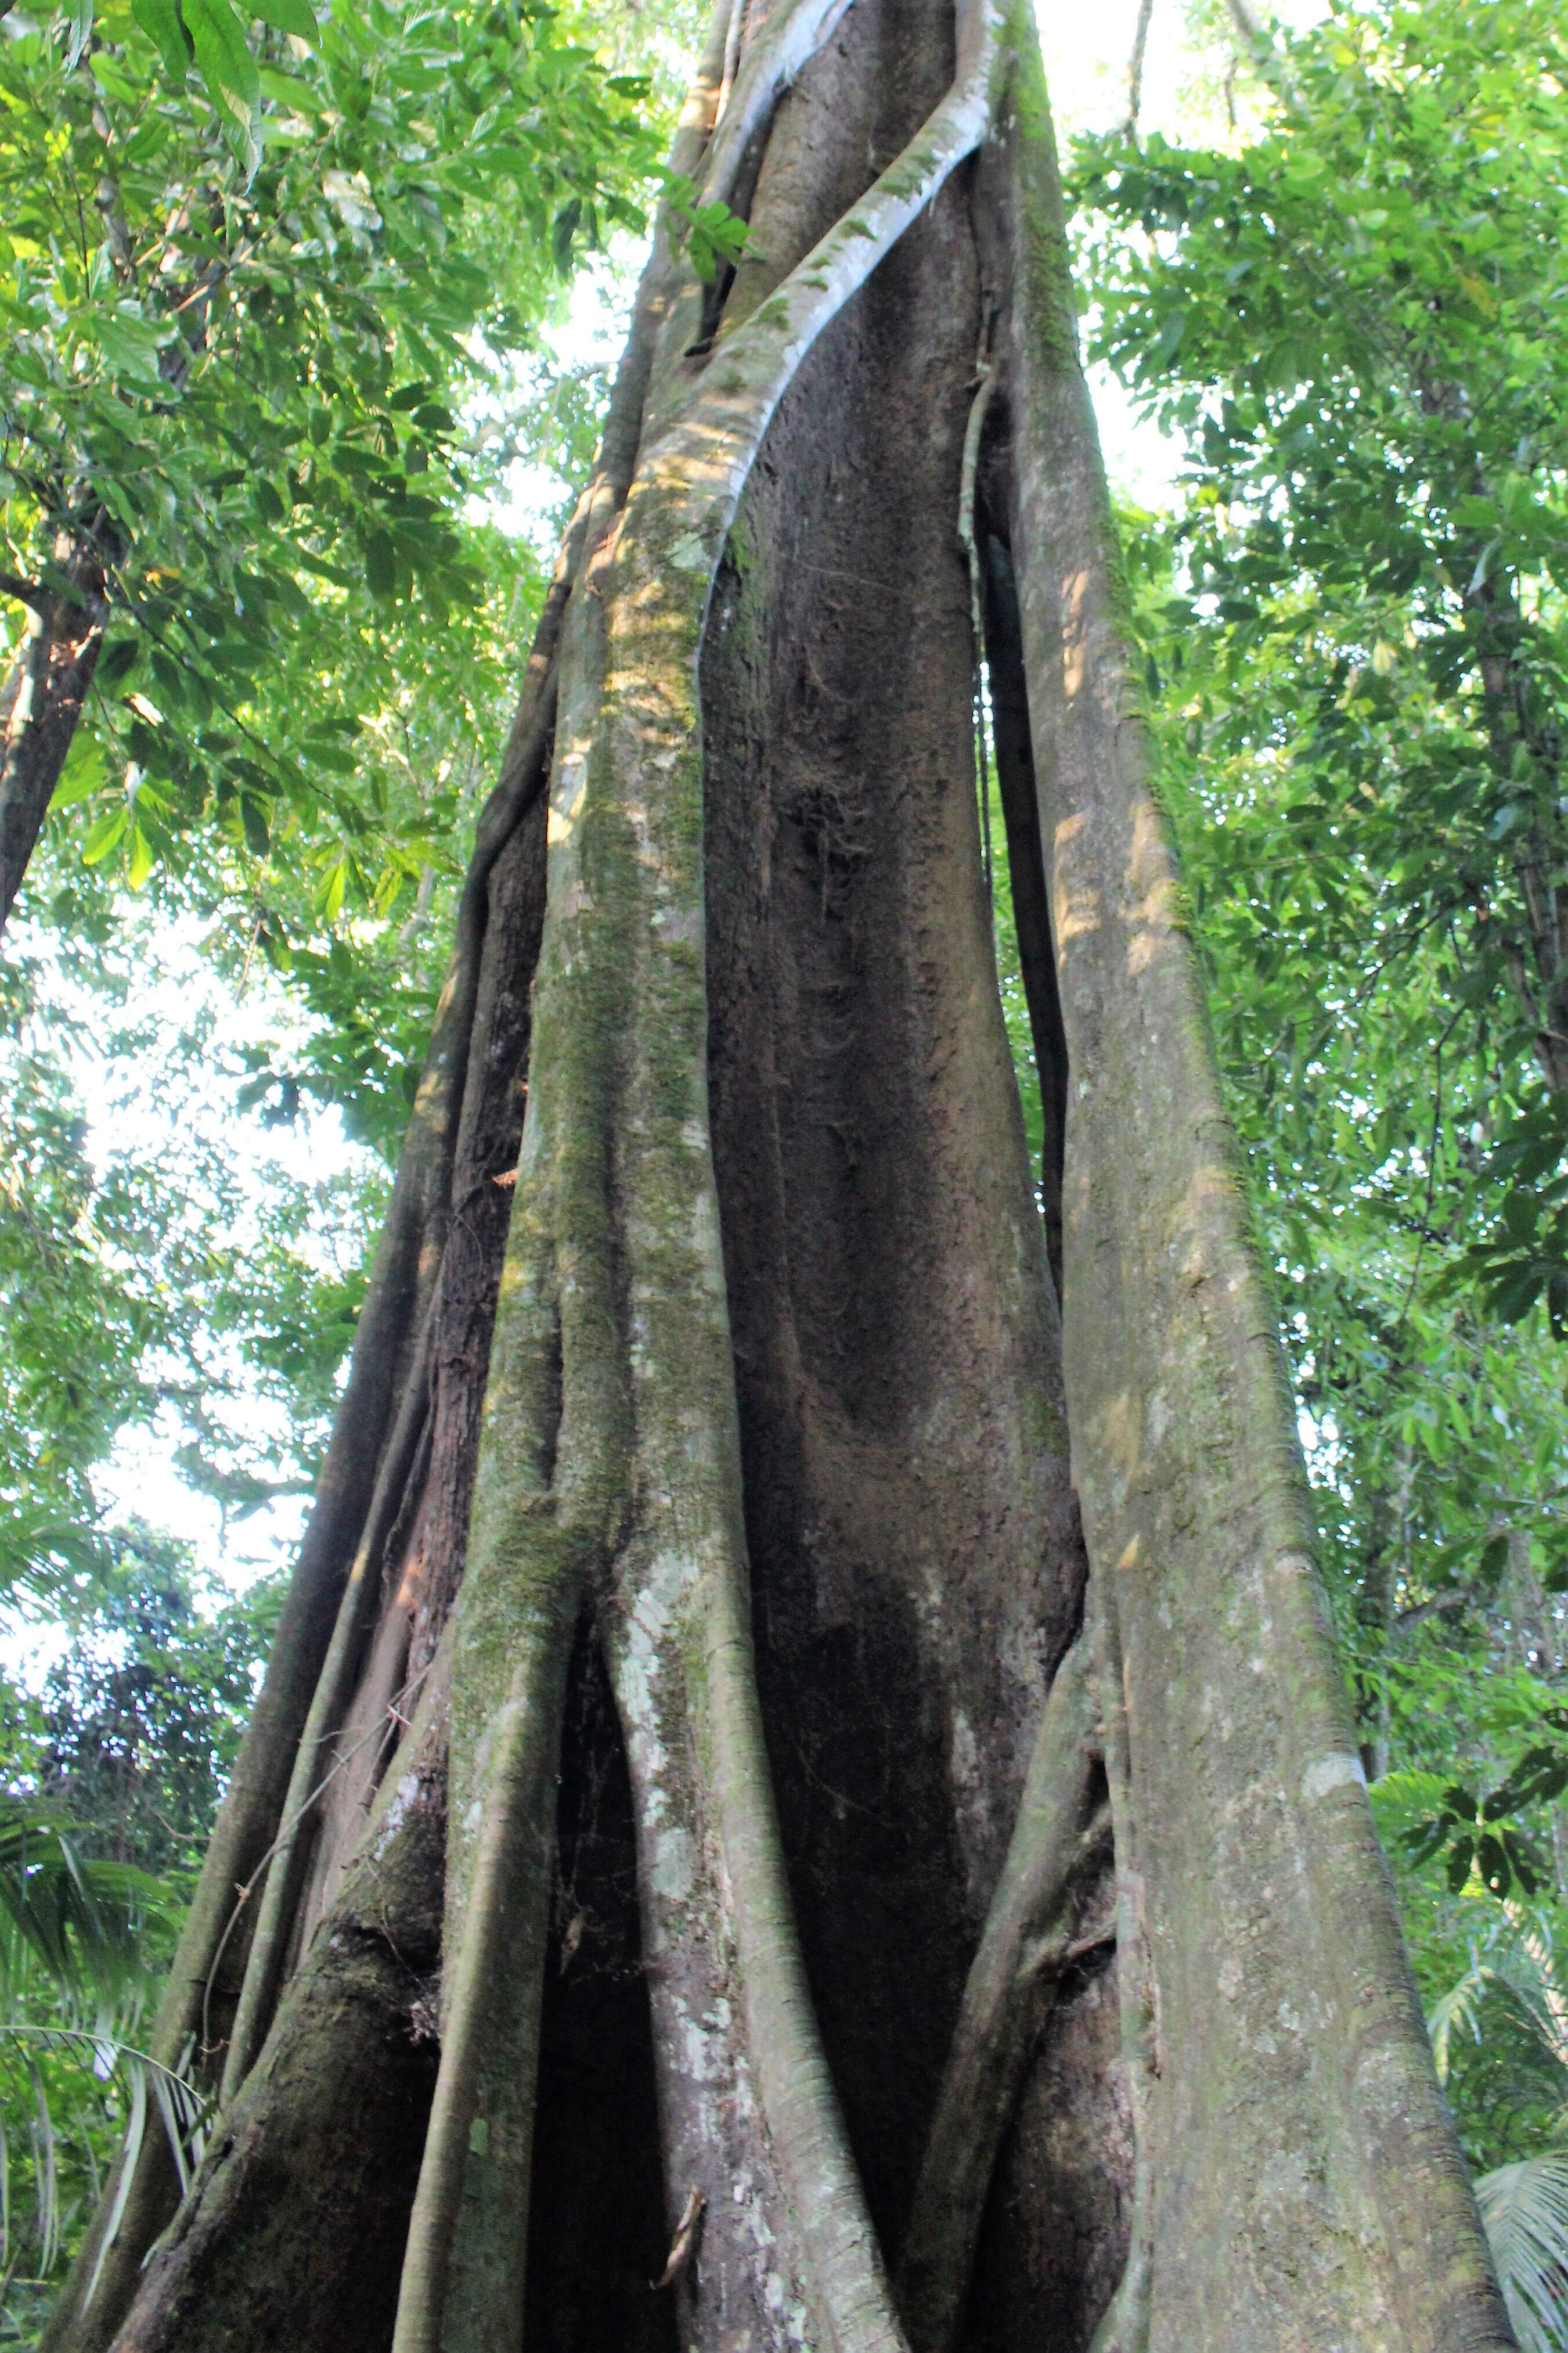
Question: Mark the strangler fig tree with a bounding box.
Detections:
[43,2,1516,2348]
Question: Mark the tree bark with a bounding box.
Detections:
[1,544,107,935]
[47,5,1515,2351]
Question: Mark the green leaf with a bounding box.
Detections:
[1476,2153,1568,2353]
[1476,1833,1511,1897]
[1493,1262,1547,1324]
[130,0,191,78]
[80,807,129,866]
[239,792,271,857]
[315,850,348,923]
[250,0,316,36]
[65,0,95,69]
[50,733,106,814]
[550,197,582,276]
[183,0,262,164]
[364,532,396,600]
[126,823,155,891]
[1403,1818,1449,1867]
[1503,1837,1541,1897]
[95,637,141,694]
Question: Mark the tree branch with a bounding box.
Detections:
[0,572,47,614]
[1392,1589,1472,1639]
[1220,0,1297,106]
[1223,0,1267,50]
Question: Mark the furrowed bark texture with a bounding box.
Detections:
[52,5,1518,2353]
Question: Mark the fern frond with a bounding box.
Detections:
[1476,2150,1568,2353]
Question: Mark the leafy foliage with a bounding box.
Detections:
[1072,0,1568,2219]
[0,1526,273,2330]
[664,172,752,283]
[0,1803,169,2002]
[12,1524,283,1877]
[1,0,659,919]
[1079,0,1568,1109]
[0,920,391,1608]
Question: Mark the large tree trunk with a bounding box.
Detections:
[45,4,1513,2350]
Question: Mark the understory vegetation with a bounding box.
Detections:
[2,0,1567,2341]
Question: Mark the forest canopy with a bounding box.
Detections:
[3,0,1568,2344]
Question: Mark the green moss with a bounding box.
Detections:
[1005,1,1083,380]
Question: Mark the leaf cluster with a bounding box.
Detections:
[2,0,658,918]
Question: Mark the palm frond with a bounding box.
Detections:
[0,1502,109,1605]
[0,1798,174,2000]
[1429,1909,1568,2103]
[0,2024,209,2298]
[1476,2151,1568,2353]
[1494,1913,1568,2077]
[1429,1962,1495,2083]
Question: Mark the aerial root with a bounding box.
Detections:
[217,1312,438,2106]
[697,0,859,215]
[389,1557,585,2353]
[897,1634,1107,2353]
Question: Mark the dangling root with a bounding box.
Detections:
[393,528,637,2353]
[896,1636,1108,2353]
[214,657,569,2114]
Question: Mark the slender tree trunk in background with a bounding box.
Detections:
[45,5,1514,2350]
[0,541,106,935]
[1121,0,1155,136]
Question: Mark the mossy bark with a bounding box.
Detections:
[988,13,1514,2345]
[47,7,1516,2353]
